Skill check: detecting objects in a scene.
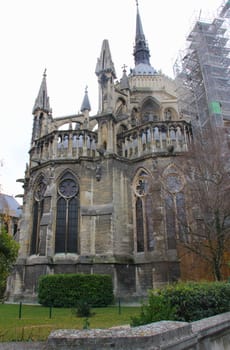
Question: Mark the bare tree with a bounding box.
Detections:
[0,158,3,193]
[177,125,230,280]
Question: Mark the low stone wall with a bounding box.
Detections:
[192,312,230,350]
[46,312,230,350]
[0,342,46,350]
[47,321,195,350]
[1,312,230,349]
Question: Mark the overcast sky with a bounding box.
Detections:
[0,0,223,202]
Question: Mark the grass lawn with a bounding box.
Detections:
[0,303,141,342]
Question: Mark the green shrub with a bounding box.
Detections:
[72,299,93,317]
[0,228,19,300]
[38,273,114,307]
[130,292,177,327]
[82,318,90,329]
[131,282,230,326]
[159,281,230,322]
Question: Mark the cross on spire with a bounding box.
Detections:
[122,64,127,72]
[132,0,156,74]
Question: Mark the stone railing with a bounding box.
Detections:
[46,312,230,350]
[30,130,98,163]
[117,120,192,158]
[30,121,192,165]
[1,312,230,349]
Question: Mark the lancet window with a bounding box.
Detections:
[30,175,47,255]
[141,98,160,123]
[164,166,187,249]
[55,171,79,254]
[133,169,155,252]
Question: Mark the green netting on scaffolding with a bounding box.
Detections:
[209,101,221,114]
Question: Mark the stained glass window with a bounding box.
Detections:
[55,172,79,253]
[55,197,67,253]
[136,197,144,252]
[176,192,188,242]
[165,193,176,249]
[164,170,187,248]
[30,176,46,255]
[146,195,154,251]
[134,170,155,253]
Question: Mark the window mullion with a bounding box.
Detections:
[65,199,69,253]
[143,197,147,252]
[35,202,41,254]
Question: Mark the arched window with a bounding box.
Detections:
[117,124,128,156]
[30,175,47,255]
[133,170,155,252]
[141,98,160,123]
[101,122,108,151]
[164,108,172,121]
[136,197,144,252]
[38,113,43,137]
[164,166,187,249]
[55,172,79,253]
[115,97,126,116]
[131,108,138,126]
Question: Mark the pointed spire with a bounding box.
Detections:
[135,0,145,45]
[95,39,116,78]
[80,86,91,112]
[132,1,156,75]
[120,64,130,90]
[32,69,51,114]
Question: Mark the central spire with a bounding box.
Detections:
[132,1,156,75]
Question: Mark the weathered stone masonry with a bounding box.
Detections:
[7,3,193,302]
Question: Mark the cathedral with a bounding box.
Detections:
[7,3,195,302]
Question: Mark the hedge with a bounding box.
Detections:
[131,293,177,326]
[38,273,114,307]
[131,281,230,326]
[159,281,230,322]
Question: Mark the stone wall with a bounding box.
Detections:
[1,312,230,349]
[0,342,46,350]
[46,312,230,350]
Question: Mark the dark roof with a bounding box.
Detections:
[0,194,21,218]
[132,2,156,75]
[81,87,91,112]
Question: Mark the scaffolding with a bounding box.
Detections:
[174,0,230,131]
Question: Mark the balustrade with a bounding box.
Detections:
[118,121,192,159]
[31,130,98,163]
[30,121,192,164]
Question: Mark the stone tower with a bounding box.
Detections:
[7,2,192,302]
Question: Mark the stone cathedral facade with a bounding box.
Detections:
[8,4,193,302]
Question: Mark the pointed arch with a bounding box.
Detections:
[30,173,47,255]
[117,124,128,156]
[131,107,138,126]
[55,170,79,254]
[163,107,178,121]
[136,197,144,252]
[133,168,155,252]
[115,97,126,116]
[100,121,108,151]
[38,113,44,137]
[163,164,187,248]
[140,97,160,123]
